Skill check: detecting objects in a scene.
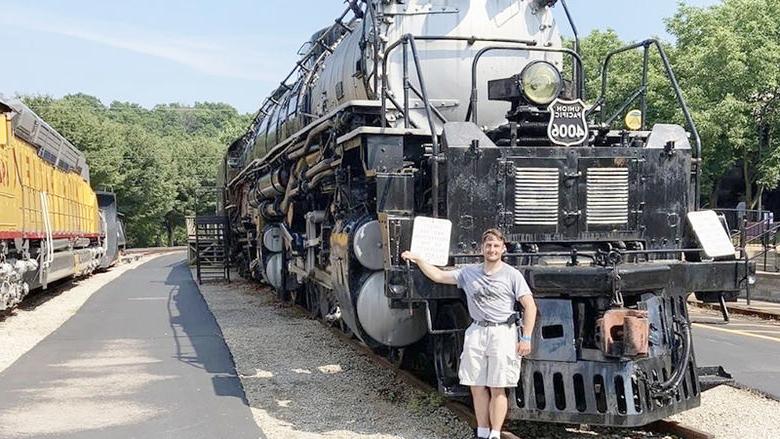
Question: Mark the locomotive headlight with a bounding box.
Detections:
[520,61,562,106]
[625,109,643,130]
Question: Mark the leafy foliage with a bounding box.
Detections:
[667,0,780,207]
[577,0,780,207]
[23,94,251,247]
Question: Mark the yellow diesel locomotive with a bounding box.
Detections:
[0,97,105,310]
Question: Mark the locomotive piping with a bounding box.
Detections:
[648,316,693,399]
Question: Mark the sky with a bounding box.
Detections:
[0,0,721,114]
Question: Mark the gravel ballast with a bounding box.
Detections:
[197,275,718,439]
[669,375,780,439]
[197,277,473,439]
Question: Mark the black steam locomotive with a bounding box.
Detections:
[218,0,749,426]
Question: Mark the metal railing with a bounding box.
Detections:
[592,39,703,208]
[715,208,778,305]
[379,34,584,216]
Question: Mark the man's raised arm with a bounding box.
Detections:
[400,251,458,285]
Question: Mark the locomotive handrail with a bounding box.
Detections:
[380,35,540,217]
[228,100,381,187]
[404,35,440,217]
[381,36,538,129]
[451,249,708,258]
[469,45,585,125]
[595,39,702,208]
[240,1,363,162]
[559,0,583,96]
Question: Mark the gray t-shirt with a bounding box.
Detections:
[452,263,531,323]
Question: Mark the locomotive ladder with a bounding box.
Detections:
[194,215,230,284]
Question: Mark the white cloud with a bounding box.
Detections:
[0,5,293,82]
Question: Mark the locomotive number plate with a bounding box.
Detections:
[547,98,588,146]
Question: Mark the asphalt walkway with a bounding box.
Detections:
[690,306,780,399]
[0,252,263,439]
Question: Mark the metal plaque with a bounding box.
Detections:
[547,98,588,146]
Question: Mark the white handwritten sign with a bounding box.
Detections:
[410,216,453,266]
[686,210,736,259]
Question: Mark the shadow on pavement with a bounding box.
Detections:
[164,259,250,403]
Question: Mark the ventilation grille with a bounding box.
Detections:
[514,168,559,226]
[587,168,629,225]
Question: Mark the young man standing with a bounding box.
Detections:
[402,228,536,439]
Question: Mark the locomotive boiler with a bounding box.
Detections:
[220,0,750,426]
[0,97,119,310]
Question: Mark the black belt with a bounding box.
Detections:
[472,319,516,327]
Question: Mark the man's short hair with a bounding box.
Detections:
[481,228,506,243]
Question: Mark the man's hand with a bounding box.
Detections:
[401,251,418,263]
[516,340,531,357]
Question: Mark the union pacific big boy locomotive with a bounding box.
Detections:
[219,0,749,426]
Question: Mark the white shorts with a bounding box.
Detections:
[458,323,522,388]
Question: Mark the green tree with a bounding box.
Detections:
[22,94,250,247]
[667,0,780,208]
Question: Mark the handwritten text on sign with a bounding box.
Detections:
[410,216,453,267]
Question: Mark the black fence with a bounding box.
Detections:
[714,208,778,275]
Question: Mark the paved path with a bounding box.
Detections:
[690,307,780,399]
[0,252,263,439]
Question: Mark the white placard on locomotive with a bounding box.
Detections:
[686,210,736,259]
[410,216,453,267]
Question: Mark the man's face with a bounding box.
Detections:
[481,235,505,262]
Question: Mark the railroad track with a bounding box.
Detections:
[279,291,712,439]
